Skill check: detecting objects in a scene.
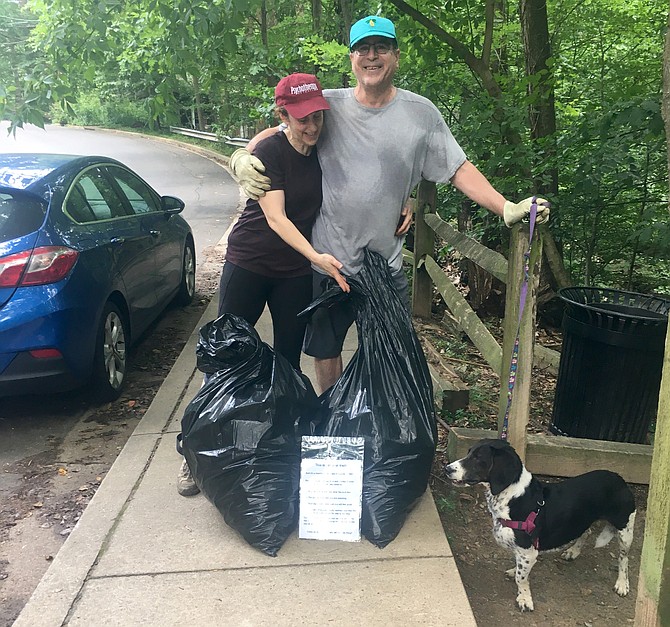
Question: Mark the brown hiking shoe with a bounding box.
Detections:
[177,457,200,497]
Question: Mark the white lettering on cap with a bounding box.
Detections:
[290,83,319,95]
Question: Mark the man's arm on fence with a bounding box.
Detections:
[450,160,506,217]
[451,161,550,226]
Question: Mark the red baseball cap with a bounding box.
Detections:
[274,73,330,119]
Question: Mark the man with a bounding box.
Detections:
[230,15,549,394]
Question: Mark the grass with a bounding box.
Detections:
[434,494,458,515]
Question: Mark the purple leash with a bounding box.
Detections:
[500,198,539,441]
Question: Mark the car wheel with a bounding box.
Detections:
[92,302,128,401]
[175,238,196,305]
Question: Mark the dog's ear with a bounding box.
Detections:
[466,442,496,478]
[488,443,522,495]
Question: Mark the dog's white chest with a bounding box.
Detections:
[485,478,534,552]
[487,496,517,550]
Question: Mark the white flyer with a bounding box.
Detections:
[299,436,364,542]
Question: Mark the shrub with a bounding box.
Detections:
[55,93,150,128]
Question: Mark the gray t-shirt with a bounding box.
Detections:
[312,87,467,275]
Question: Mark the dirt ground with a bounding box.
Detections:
[425,314,648,626]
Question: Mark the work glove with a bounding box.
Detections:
[503,197,550,227]
[229,148,271,200]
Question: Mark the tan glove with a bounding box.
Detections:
[503,197,550,227]
[229,148,271,200]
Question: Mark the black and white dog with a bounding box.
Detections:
[444,439,636,612]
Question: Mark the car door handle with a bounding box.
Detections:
[110,237,125,245]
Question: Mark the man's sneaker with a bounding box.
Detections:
[177,457,200,496]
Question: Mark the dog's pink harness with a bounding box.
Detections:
[499,509,541,549]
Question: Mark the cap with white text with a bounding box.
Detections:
[274,73,330,119]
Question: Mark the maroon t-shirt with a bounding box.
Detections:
[225,131,322,277]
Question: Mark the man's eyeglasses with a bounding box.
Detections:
[352,42,395,56]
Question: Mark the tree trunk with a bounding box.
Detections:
[192,75,204,131]
[338,0,353,46]
[520,0,570,299]
[260,0,268,48]
[312,0,322,33]
[665,12,670,215]
[626,146,650,289]
[542,228,571,288]
[481,0,495,68]
[520,0,557,198]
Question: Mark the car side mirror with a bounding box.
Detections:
[161,195,185,214]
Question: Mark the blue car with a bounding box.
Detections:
[0,153,196,400]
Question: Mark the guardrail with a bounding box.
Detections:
[169,126,250,147]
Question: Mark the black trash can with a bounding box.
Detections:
[550,287,670,444]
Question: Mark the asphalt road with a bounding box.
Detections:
[0,126,241,621]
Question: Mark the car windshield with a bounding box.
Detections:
[0,190,47,242]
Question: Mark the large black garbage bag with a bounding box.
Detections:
[180,314,321,556]
[306,250,437,547]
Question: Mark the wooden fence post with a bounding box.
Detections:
[412,180,437,318]
[635,320,670,626]
[497,223,543,461]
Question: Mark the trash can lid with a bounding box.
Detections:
[558,287,670,325]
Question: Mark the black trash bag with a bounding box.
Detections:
[179,314,321,557]
[305,250,437,548]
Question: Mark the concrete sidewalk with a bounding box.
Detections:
[15,297,477,626]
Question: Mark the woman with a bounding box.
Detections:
[222,72,348,370]
[178,73,347,496]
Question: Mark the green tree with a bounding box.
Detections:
[550,0,667,288]
[0,0,46,129]
[3,0,668,293]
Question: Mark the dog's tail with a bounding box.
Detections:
[594,523,616,548]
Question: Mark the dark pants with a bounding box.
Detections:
[218,262,312,370]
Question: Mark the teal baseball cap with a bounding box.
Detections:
[349,15,397,49]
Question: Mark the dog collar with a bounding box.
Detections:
[499,502,544,549]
